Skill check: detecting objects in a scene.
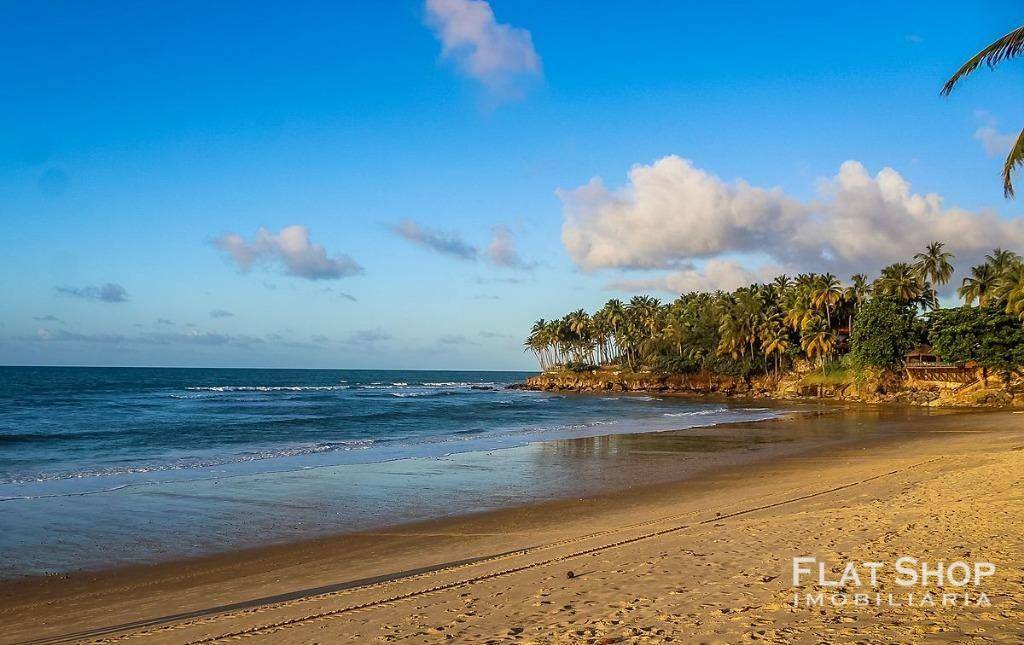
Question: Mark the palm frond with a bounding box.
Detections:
[1002,128,1024,198]
[941,25,1024,96]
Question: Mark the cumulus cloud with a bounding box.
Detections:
[559,155,1024,291]
[424,0,541,98]
[209,309,234,318]
[56,283,129,303]
[607,259,772,294]
[213,226,363,280]
[391,219,478,260]
[559,157,806,271]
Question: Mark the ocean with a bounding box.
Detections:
[0,366,784,576]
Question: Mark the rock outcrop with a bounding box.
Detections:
[513,368,1024,408]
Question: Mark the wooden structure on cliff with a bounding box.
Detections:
[904,344,976,384]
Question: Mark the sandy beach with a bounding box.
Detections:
[2,407,1022,643]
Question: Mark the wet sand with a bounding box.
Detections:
[2,407,1022,643]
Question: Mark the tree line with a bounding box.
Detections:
[524,244,1024,379]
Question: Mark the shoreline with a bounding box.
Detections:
[3,406,1020,642]
[0,398,807,579]
[517,368,1024,408]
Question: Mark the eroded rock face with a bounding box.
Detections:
[515,370,1024,408]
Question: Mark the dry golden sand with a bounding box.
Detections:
[2,410,1023,643]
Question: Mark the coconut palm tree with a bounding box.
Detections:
[811,273,843,326]
[844,274,870,312]
[783,291,814,332]
[876,263,923,304]
[524,319,547,370]
[985,248,1020,275]
[913,242,955,309]
[760,319,789,376]
[998,262,1024,319]
[942,24,1024,197]
[772,274,792,294]
[959,263,999,307]
[800,316,836,367]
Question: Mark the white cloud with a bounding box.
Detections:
[558,156,805,271]
[558,156,1024,291]
[608,259,773,294]
[974,126,1016,157]
[393,219,533,269]
[391,219,477,259]
[213,226,362,280]
[424,0,541,97]
[973,110,1016,157]
[485,225,531,268]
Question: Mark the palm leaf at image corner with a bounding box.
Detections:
[941,24,1024,198]
[1003,128,1024,198]
[941,25,1024,96]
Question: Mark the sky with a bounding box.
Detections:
[2,0,1024,370]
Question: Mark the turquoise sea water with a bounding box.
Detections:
[0,366,783,576]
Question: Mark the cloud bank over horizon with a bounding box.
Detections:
[558,156,1024,293]
[55,283,129,303]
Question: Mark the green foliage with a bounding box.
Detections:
[928,305,1024,375]
[523,242,1024,382]
[927,306,983,363]
[850,298,919,368]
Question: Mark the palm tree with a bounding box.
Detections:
[772,275,792,294]
[760,319,789,376]
[958,263,998,307]
[600,299,626,362]
[800,316,836,367]
[913,242,955,309]
[985,248,1020,275]
[876,263,923,304]
[998,262,1024,319]
[811,273,843,326]
[528,319,552,368]
[942,24,1024,197]
[783,291,815,332]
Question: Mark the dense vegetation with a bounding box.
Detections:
[524,244,1024,380]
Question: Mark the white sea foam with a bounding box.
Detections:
[659,409,733,419]
[0,439,376,486]
[421,381,498,388]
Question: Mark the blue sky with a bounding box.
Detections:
[2,0,1023,369]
